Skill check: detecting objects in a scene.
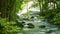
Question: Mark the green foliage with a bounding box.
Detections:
[53,13,60,24]
[0,18,21,34]
[0,0,33,34]
[38,0,60,25]
[16,0,23,11]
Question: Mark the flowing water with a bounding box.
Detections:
[17,1,60,34]
[18,15,60,34]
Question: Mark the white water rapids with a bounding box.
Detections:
[17,1,40,16]
[17,1,34,16]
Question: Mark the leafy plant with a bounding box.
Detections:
[53,13,60,24]
[38,0,60,25]
[0,18,22,34]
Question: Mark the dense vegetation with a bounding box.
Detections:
[0,0,24,34]
[38,0,60,25]
[0,18,21,34]
[0,0,32,34]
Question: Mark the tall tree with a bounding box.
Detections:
[0,0,23,21]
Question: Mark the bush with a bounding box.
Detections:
[53,13,60,25]
[0,18,22,34]
[38,0,60,25]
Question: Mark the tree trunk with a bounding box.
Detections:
[0,0,23,21]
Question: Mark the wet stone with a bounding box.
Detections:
[39,25,46,28]
[27,23,35,28]
[22,21,25,24]
[23,18,29,20]
[31,16,34,19]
